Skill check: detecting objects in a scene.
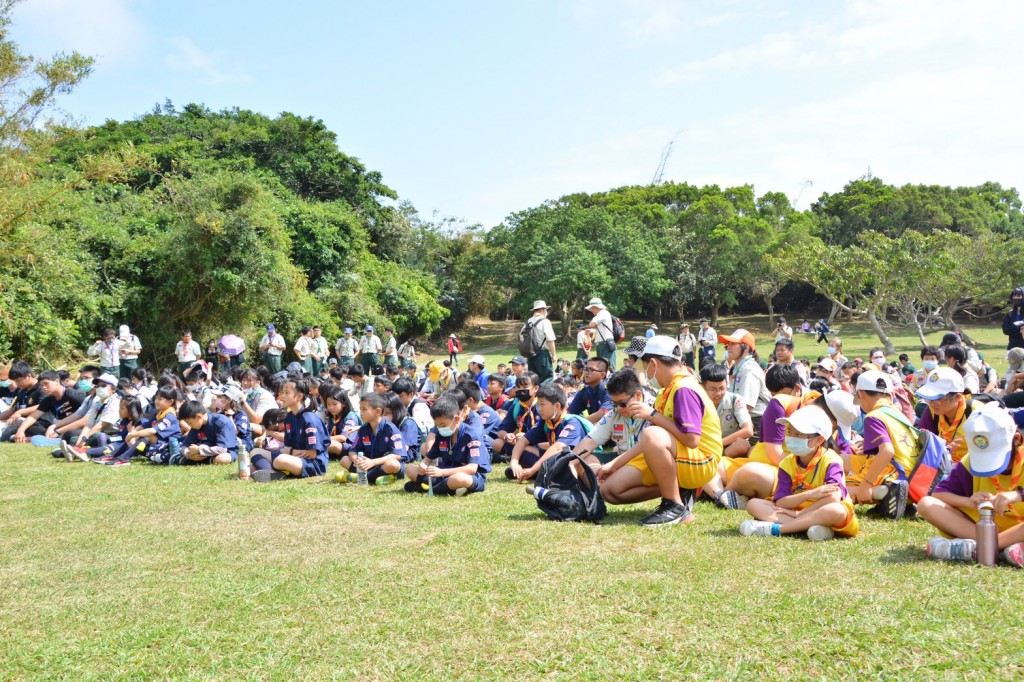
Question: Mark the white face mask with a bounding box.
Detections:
[94,386,111,400]
[645,360,662,391]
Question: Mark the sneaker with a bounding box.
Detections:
[806,525,835,542]
[504,467,515,480]
[640,499,692,527]
[374,474,396,487]
[926,537,976,562]
[714,490,748,510]
[454,487,469,497]
[403,480,421,493]
[68,445,90,463]
[739,519,776,537]
[876,480,909,520]
[107,458,130,467]
[92,456,115,464]
[51,448,64,459]
[252,470,286,483]
[60,441,75,462]
[1000,543,1024,568]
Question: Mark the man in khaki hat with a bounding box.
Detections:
[521,300,557,384]
[586,297,617,370]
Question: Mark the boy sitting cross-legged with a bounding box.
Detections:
[507,384,586,482]
[919,403,1024,567]
[337,392,408,486]
[405,395,491,496]
[249,378,329,482]
[177,400,239,465]
[739,405,859,541]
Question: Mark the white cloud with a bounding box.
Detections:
[164,37,253,86]
[13,0,146,64]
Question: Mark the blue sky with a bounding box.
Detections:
[14,0,1024,227]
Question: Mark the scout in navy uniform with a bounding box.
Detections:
[211,385,254,452]
[568,357,613,424]
[508,384,587,481]
[405,395,491,496]
[127,387,182,464]
[452,381,500,449]
[383,391,421,463]
[250,378,330,481]
[338,392,408,485]
[492,372,542,463]
[177,400,239,465]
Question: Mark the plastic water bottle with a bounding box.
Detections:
[237,445,249,480]
[525,484,547,500]
[356,457,368,486]
[977,501,997,567]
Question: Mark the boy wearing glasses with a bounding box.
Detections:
[586,368,654,476]
[568,357,612,424]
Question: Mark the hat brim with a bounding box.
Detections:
[968,449,1013,477]
[914,387,947,401]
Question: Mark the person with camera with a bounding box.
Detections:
[773,317,793,345]
[1002,286,1024,351]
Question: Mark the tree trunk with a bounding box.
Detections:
[764,295,775,324]
[867,309,896,355]
[913,315,927,347]
[711,298,722,328]
[558,304,573,343]
[827,301,839,326]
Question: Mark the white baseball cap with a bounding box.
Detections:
[914,367,965,401]
[777,405,833,439]
[469,354,486,366]
[824,389,858,441]
[964,404,1017,477]
[643,335,682,359]
[817,358,838,373]
[856,369,893,395]
[94,373,119,387]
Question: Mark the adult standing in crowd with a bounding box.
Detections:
[383,327,399,369]
[676,323,697,369]
[175,329,201,378]
[773,317,793,344]
[447,334,462,368]
[587,297,617,370]
[259,323,286,373]
[335,327,358,368]
[576,323,592,361]
[1003,286,1024,351]
[645,323,658,339]
[117,325,142,379]
[697,317,717,369]
[87,329,121,377]
[523,300,558,384]
[311,326,329,376]
[294,326,315,375]
[359,325,383,375]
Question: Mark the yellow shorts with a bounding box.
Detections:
[795,498,859,537]
[721,455,748,483]
[628,449,719,490]
[845,460,899,489]
[747,441,783,466]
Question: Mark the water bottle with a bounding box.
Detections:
[977,501,997,567]
[237,445,249,480]
[525,484,547,500]
[356,457,368,486]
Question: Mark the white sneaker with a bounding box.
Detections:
[927,537,975,562]
[806,525,835,542]
[60,441,74,462]
[739,519,775,537]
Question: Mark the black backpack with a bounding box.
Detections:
[529,451,606,523]
[518,318,546,358]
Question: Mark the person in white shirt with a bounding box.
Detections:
[311,326,329,376]
[575,324,592,361]
[335,328,359,368]
[383,327,399,368]
[676,323,697,369]
[294,326,315,375]
[175,329,202,378]
[586,297,617,370]
[358,325,383,375]
[398,338,417,369]
[117,325,142,379]
[773,317,794,344]
[259,323,287,373]
[697,318,717,369]
[523,300,558,383]
[88,329,122,376]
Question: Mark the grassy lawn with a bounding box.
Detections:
[2,443,1024,679]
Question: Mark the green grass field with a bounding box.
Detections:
[3,316,1021,680]
[2,443,1023,679]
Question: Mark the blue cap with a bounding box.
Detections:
[344,327,353,334]
[365,325,374,332]
[266,324,275,331]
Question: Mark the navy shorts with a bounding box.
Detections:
[429,471,486,495]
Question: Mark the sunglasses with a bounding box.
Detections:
[612,399,633,409]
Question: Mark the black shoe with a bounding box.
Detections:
[504,467,515,480]
[404,480,420,493]
[252,470,286,483]
[495,453,511,464]
[877,480,909,520]
[640,499,691,527]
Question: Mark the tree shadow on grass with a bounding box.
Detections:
[879,544,928,564]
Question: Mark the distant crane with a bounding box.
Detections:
[793,179,814,208]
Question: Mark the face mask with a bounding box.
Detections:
[516,389,532,402]
[437,419,459,438]
[785,436,817,457]
[646,360,662,391]
[94,386,110,400]
[186,385,198,394]
[827,347,838,356]
[852,410,865,435]
[922,360,938,371]
[78,380,92,392]
[0,380,10,388]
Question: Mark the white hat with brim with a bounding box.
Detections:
[94,373,119,387]
[469,354,486,366]
[531,300,550,311]
[824,390,858,442]
[964,404,1017,477]
[856,369,893,395]
[777,405,833,439]
[585,297,606,310]
[914,367,966,401]
[643,335,682,359]
[817,358,838,373]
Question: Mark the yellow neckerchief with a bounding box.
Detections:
[989,446,1024,523]
[155,407,173,422]
[936,395,968,444]
[789,446,825,492]
[544,412,565,445]
[654,370,693,414]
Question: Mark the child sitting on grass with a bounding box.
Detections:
[320,383,361,459]
[739,405,859,541]
[919,403,1024,567]
[120,386,182,465]
[177,400,239,465]
[250,379,329,482]
[405,394,490,496]
[337,392,407,486]
[68,396,144,466]
[507,384,585,482]
[212,385,253,453]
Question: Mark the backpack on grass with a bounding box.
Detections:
[879,407,953,502]
[529,451,606,523]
